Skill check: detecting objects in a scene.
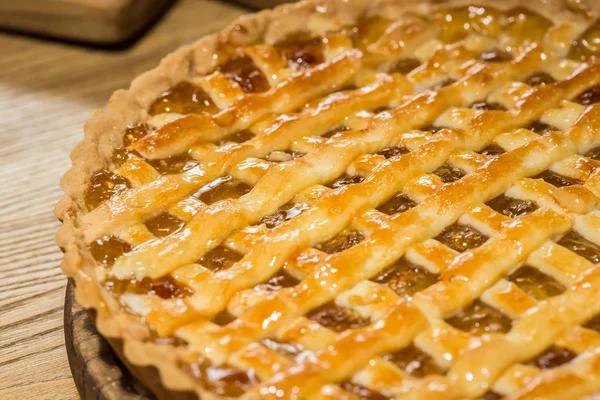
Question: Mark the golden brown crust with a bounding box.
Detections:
[55,0,600,398]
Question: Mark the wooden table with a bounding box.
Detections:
[0,1,246,398]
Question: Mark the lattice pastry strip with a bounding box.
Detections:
[231,108,600,396]
[180,115,580,368]
[131,79,584,368]
[82,13,445,242]
[113,74,600,400]
[93,38,482,267]
[179,72,576,322]
[112,44,554,284]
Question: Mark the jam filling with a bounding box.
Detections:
[347,15,393,48]
[431,78,457,90]
[526,121,556,134]
[275,33,325,70]
[436,223,488,252]
[308,302,370,332]
[376,146,410,159]
[534,170,583,187]
[446,299,512,336]
[198,246,243,271]
[372,258,439,297]
[212,310,237,326]
[217,55,270,94]
[260,338,304,360]
[505,7,552,44]
[147,152,199,175]
[574,85,600,106]
[388,57,422,75]
[105,275,192,299]
[145,212,186,238]
[430,6,503,43]
[508,265,565,300]
[583,314,600,333]
[89,236,132,267]
[123,123,149,147]
[480,392,502,400]
[112,148,142,169]
[84,170,131,211]
[187,358,258,397]
[315,230,364,254]
[217,129,255,145]
[427,6,552,49]
[421,125,445,134]
[568,20,600,61]
[486,194,538,218]
[527,346,577,370]
[253,270,300,292]
[524,72,556,86]
[383,344,444,377]
[557,230,600,263]
[373,106,392,114]
[327,174,365,189]
[260,202,310,229]
[149,82,218,115]
[479,144,505,156]
[433,164,466,183]
[479,48,512,62]
[470,101,507,111]
[584,146,600,161]
[377,193,417,215]
[193,176,251,204]
[339,381,391,400]
[322,125,350,139]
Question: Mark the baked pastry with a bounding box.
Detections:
[55,0,600,398]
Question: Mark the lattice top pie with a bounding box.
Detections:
[56,0,600,398]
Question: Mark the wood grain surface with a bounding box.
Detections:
[0,0,175,45]
[0,1,246,398]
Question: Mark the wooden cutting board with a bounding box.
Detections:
[0,0,175,45]
[64,281,153,399]
[65,281,205,399]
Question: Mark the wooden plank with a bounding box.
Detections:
[0,1,246,398]
[0,0,175,45]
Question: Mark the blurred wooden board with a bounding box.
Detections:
[0,0,175,45]
[64,281,153,400]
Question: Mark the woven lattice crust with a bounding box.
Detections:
[56,0,600,398]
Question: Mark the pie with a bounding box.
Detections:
[55,0,600,398]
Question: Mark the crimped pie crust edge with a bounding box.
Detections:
[54,0,600,398]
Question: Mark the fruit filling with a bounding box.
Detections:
[435,223,488,252]
[383,344,444,377]
[372,258,439,297]
[218,55,270,93]
[85,170,130,211]
[508,265,565,300]
[193,176,251,204]
[198,246,243,271]
[377,193,417,215]
[149,82,218,115]
[433,164,466,183]
[446,300,512,335]
[315,230,364,254]
[486,194,538,218]
[308,302,370,332]
[557,230,600,263]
